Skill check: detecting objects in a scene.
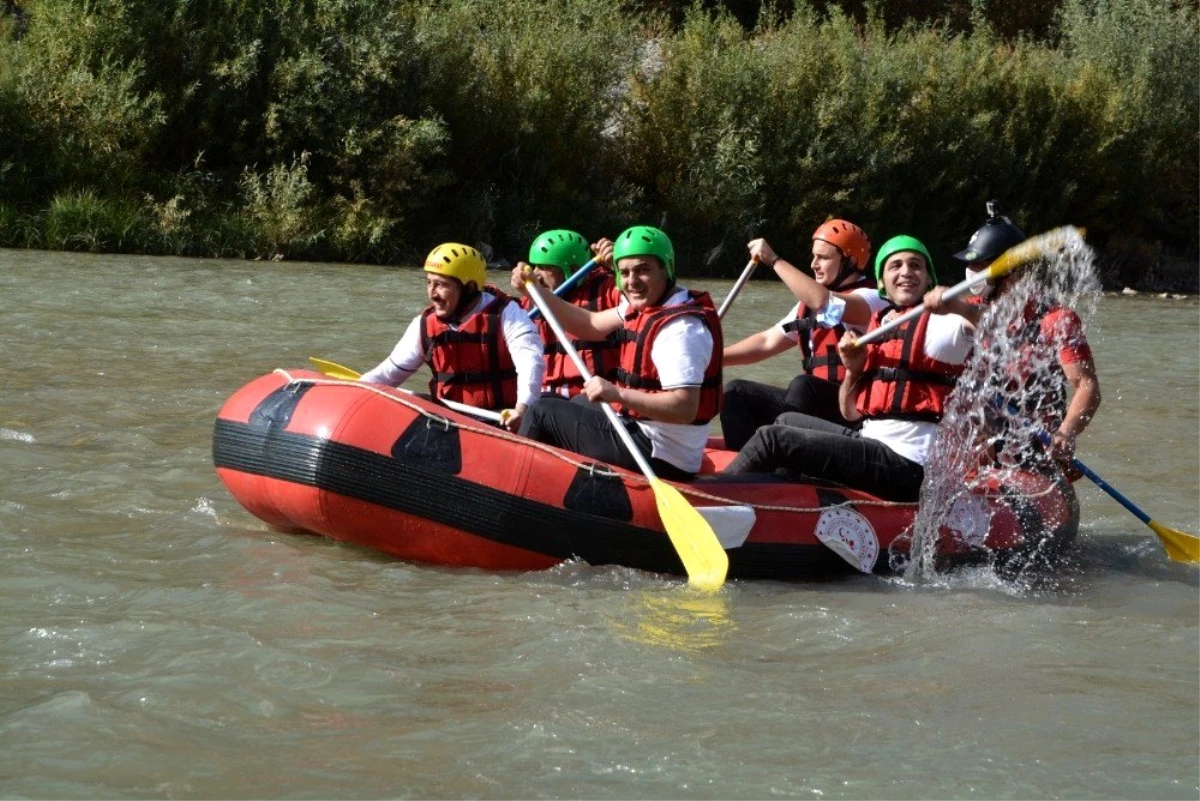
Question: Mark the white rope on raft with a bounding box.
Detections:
[271,370,1053,514]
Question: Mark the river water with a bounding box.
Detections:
[2,248,1197,800]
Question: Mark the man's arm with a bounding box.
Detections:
[510,263,621,341]
[836,332,866,422]
[1051,358,1101,461]
[585,313,711,425]
[723,326,794,366]
[922,286,982,329]
[588,383,701,425]
[750,238,874,327]
[360,316,424,386]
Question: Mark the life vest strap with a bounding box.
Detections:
[863,366,958,387]
[432,367,518,386]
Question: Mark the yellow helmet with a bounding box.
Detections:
[423,243,486,288]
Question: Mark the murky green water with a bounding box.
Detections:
[2,248,1196,799]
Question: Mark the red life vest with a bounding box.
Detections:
[611,289,723,424]
[520,269,622,396]
[854,308,963,423]
[780,274,876,383]
[420,286,518,410]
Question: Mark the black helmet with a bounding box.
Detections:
[953,200,1026,262]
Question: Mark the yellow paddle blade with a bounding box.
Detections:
[987,225,1086,281]
[308,356,361,380]
[650,477,729,592]
[1149,520,1200,565]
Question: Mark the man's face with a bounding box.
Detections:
[426,273,466,319]
[965,260,995,299]
[531,264,566,291]
[810,239,845,286]
[617,256,669,310]
[882,251,931,308]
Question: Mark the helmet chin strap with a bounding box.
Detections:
[442,282,481,323]
[830,255,860,290]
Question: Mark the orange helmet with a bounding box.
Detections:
[812,219,871,272]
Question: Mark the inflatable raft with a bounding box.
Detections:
[212,369,1080,580]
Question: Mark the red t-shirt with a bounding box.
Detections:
[1034,304,1092,366]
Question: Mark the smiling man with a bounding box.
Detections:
[360,242,545,431]
[509,225,723,480]
[723,235,974,502]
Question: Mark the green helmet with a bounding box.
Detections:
[873,235,937,298]
[612,225,675,290]
[528,229,591,278]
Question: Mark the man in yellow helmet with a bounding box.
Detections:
[360,243,545,430]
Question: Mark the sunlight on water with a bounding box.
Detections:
[605,588,738,653]
[1,428,36,443]
[898,229,1100,586]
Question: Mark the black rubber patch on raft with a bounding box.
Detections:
[391,416,463,475]
[563,464,634,522]
[249,383,313,430]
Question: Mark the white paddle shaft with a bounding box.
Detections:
[524,279,658,479]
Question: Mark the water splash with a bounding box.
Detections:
[895,230,1100,585]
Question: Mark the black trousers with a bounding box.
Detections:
[723,412,925,502]
[518,395,696,480]
[719,375,849,451]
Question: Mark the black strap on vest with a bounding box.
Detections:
[778,274,873,382]
[431,366,518,386]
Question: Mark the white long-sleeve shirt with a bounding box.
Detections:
[360,292,546,408]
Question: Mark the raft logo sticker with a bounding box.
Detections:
[942,493,991,547]
[815,506,878,573]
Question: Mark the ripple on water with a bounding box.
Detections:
[2,251,1195,801]
[1,428,36,443]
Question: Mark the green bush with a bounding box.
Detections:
[1056,0,1199,256]
[614,0,1197,273]
[8,0,164,197]
[407,0,640,252]
[239,152,323,260]
[43,189,152,251]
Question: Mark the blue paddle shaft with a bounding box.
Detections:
[1031,426,1154,526]
[527,258,599,319]
[1066,451,1152,525]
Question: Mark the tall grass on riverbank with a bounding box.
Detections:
[0,0,1195,288]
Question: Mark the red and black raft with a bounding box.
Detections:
[212,369,1080,581]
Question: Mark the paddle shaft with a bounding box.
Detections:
[524,281,657,478]
[717,258,759,320]
[1068,454,1151,525]
[1033,425,1152,525]
[854,272,987,347]
[308,357,503,422]
[527,258,599,320]
[1006,398,1193,553]
[416,391,503,423]
[855,225,1082,348]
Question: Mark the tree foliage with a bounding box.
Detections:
[0,0,1195,286]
